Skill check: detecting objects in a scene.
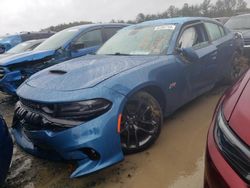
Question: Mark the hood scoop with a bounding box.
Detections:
[26,55,159,91]
[49,69,67,75]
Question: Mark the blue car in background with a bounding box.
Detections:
[12,17,243,178]
[0,116,13,184]
[0,32,54,54]
[0,23,128,95]
[0,39,45,59]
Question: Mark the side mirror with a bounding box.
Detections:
[70,43,85,51]
[0,47,5,54]
[234,32,243,40]
[177,47,199,63]
[0,44,6,54]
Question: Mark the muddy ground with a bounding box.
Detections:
[1,58,249,188]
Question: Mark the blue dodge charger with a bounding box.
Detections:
[0,23,127,95]
[12,17,243,178]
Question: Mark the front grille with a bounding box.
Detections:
[14,101,66,132]
[0,67,5,79]
[244,38,250,46]
[20,98,43,110]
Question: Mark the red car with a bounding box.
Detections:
[204,70,250,188]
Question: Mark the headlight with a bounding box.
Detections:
[49,99,112,121]
[19,98,112,127]
[214,109,250,183]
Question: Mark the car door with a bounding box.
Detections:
[204,22,235,81]
[70,28,103,58]
[175,22,218,99]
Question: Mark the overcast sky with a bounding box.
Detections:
[0,0,249,35]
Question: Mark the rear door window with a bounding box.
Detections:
[204,22,223,41]
[178,24,209,49]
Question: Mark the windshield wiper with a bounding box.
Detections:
[107,52,132,56]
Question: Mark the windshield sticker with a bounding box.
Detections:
[20,43,28,46]
[154,25,176,31]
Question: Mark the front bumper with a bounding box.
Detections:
[204,106,250,188]
[12,97,125,178]
[0,68,22,95]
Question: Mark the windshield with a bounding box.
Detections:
[34,28,80,51]
[0,35,18,43]
[97,24,176,55]
[225,15,250,30]
[7,41,39,53]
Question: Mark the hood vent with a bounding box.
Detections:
[49,69,67,75]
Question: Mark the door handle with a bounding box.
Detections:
[210,51,217,60]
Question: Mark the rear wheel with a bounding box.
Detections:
[120,92,162,154]
[223,51,245,84]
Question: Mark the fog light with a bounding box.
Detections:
[81,148,100,161]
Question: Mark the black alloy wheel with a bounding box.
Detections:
[120,91,162,154]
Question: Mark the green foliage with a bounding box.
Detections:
[41,21,92,32]
[112,0,249,23]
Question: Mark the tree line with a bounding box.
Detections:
[127,0,249,23]
[42,0,249,32]
[41,21,92,32]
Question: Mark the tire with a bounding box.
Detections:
[120,91,163,154]
[223,51,244,84]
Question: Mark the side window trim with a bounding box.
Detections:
[218,26,226,37]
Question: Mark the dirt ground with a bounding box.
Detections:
[1,58,249,188]
[0,86,226,188]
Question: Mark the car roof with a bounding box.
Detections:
[139,17,218,25]
[0,34,18,38]
[231,13,250,18]
[23,39,46,44]
[69,23,130,31]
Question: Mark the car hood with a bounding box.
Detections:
[228,78,250,146]
[26,55,159,91]
[0,43,10,48]
[0,49,55,67]
[0,53,15,59]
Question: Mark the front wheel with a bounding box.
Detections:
[120,92,162,154]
